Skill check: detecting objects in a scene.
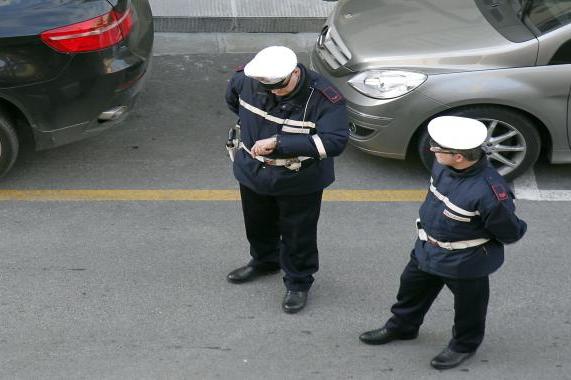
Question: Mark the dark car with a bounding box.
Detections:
[0,0,154,178]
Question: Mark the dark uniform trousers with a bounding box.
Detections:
[239,184,322,292]
[385,254,490,353]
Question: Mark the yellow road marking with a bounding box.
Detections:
[0,189,427,202]
[324,190,426,202]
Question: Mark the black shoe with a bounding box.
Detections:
[226,265,280,284]
[282,290,308,314]
[430,347,475,370]
[359,327,418,345]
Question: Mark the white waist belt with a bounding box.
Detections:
[416,219,489,251]
[239,143,311,171]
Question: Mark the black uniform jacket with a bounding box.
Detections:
[415,157,527,278]
[225,64,349,195]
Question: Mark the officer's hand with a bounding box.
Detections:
[251,137,277,157]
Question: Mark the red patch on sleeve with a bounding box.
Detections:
[320,86,343,103]
[491,184,509,201]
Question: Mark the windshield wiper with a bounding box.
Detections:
[518,0,533,20]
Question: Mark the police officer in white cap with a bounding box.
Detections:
[359,116,527,370]
[224,46,348,313]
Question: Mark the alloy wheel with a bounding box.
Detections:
[479,118,527,178]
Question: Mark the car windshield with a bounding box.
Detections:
[520,0,571,33]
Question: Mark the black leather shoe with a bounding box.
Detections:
[359,327,418,345]
[430,348,475,370]
[282,290,308,314]
[226,265,280,284]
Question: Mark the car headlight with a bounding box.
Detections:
[348,70,427,99]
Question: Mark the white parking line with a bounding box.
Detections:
[513,168,571,201]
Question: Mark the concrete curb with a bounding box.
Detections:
[152,33,318,55]
[153,16,327,33]
[148,0,334,33]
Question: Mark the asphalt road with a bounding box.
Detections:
[0,35,570,379]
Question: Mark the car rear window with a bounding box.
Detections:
[526,0,571,33]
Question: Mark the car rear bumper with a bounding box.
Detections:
[30,69,150,150]
[32,54,152,150]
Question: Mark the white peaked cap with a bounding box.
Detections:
[244,46,297,83]
[428,116,488,150]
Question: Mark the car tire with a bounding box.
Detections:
[0,109,19,178]
[418,106,541,180]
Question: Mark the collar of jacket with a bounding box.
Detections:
[275,64,311,106]
[443,155,489,178]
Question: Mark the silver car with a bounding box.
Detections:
[311,0,571,179]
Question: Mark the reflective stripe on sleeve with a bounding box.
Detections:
[312,135,327,159]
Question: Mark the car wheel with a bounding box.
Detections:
[418,106,541,180]
[0,109,19,178]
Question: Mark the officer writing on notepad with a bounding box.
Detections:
[224,46,348,313]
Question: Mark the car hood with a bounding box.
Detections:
[332,0,537,73]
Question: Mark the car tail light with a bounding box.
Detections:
[40,6,134,53]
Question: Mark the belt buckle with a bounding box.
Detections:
[285,159,301,171]
[441,241,454,250]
